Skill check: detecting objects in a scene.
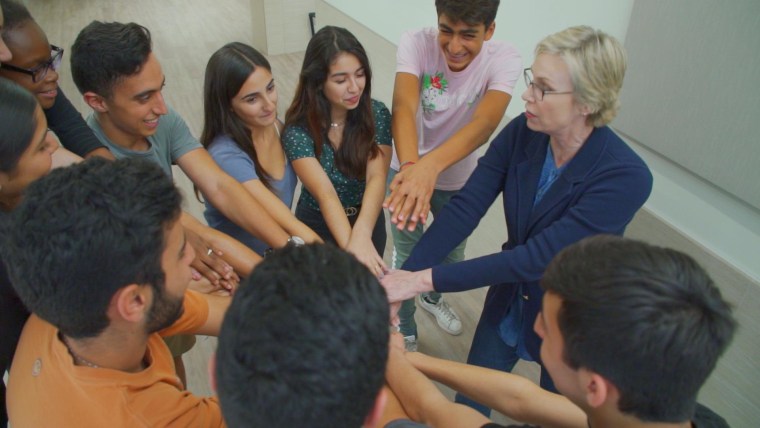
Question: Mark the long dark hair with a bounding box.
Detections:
[284,26,378,179]
[201,42,274,188]
[0,79,38,172]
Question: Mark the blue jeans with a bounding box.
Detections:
[387,169,467,338]
[454,292,558,416]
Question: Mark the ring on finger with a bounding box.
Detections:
[207,248,213,256]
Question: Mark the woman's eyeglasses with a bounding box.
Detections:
[2,45,64,83]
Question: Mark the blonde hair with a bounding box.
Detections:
[536,26,627,127]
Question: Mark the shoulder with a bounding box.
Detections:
[479,39,523,85]
[371,99,391,117]
[282,124,313,141]
[692,403,730,428]
[282,125,316,156]
[153,105,192,137]
[207,135,241,154]
[159,291,210,337]
[483,39,521,60]
[86,114,116,147]
[162,105,186,123]
[400,27,437,46]
[595,127,651,172]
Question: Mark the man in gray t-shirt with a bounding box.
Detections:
[70,21,293,261]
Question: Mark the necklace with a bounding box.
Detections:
[61,335,100,369]
[330,121,344,128]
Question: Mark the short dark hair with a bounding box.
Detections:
[216,244,390,428]
[541,235,737,423]
[70,21,152,98]
[435,0,500,27]
[1,158,182,338]
[0,78,37,172]
[0,0,32,32]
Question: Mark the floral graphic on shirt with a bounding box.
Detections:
[421,72,448,112]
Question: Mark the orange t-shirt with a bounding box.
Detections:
[7,290,225,428]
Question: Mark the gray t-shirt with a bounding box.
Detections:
[87,106,201,177]
[204,133,297,255]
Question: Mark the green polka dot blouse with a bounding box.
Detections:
[283,99,392,210]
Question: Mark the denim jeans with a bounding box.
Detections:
[454,292,558,416]
[386,169,467,338]
[294,201,387,256]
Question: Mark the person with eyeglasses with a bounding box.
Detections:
[0,0,113,161]
[381,26,653,415]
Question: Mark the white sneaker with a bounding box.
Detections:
[417,294,462,335]
[403,335,418,352]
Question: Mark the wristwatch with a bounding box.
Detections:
[287,236,305,247]
[265,236,305,258]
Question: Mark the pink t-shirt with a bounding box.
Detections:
[391,27,522,190]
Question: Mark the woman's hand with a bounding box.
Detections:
[345,233,388,278]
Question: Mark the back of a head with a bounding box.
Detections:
[70,21,152,98]
[217,244,389,428]
[0,78,37,172]
[435,0,499,27]
[541,235,737,422]
[1,157,182,339]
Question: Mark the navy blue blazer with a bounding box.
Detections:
[403,113,653,359]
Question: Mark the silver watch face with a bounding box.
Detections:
[289,236,305,246]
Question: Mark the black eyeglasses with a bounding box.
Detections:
[523,68,573,101]
[2,45,63,83]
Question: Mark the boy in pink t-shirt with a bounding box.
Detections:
[383,0,521,348]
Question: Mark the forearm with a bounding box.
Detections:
[386,348,489,428]
[392,105,421,164]
[317,195,353,248]
[353,171,387,238]
[406,353,585,428]
[421,115,499,173]
[208,179,290,248]
[196,225,261,277]
[421,91,510,172]
[263,198,321,243]
[391,72,422,164]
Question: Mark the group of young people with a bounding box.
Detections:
[0,0,738,427]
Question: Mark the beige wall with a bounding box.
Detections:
[250,0,316,55]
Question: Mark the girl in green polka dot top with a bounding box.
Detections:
[283,26,392,278]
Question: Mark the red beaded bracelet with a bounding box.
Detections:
[399,161,416,171]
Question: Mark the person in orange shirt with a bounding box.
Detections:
[2,157,230,427]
